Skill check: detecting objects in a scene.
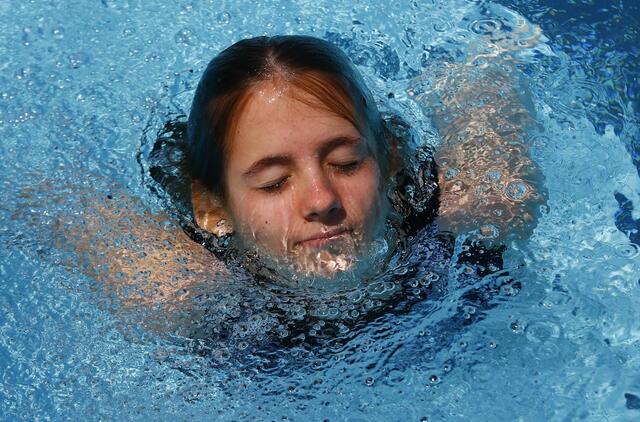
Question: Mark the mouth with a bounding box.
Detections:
[295,228,352,250]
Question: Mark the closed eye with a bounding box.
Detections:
[332,160,363,174]
[258,176,289,193]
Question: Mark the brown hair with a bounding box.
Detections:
[187,35,387,198]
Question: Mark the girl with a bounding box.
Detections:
[184,35,543,278]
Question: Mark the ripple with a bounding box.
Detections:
[525,321,561,343]
[468,362,493,382]
[612,242,640,259]
[432,19,452,33]
[469,18,503,36]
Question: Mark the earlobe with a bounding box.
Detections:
[191,179,234,237]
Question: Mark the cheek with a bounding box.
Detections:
[226,190,294,247]
[338,165,385,223]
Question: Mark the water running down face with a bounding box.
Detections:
[222,81,389,276]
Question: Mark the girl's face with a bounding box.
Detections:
[222,81,388,276]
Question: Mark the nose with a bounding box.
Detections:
[301,172,345,224]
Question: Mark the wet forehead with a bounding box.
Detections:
[229,83,363,161]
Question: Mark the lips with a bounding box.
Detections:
[295,228,352,249]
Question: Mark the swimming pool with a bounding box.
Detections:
[1,0,639,420]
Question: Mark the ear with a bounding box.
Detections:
[190,179,234,237]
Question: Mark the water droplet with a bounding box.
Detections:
[429,374,439,383]
[364,377,375,386]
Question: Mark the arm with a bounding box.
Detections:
[71,190,224,308]
[414,61,546,241]
[16,180,227,333]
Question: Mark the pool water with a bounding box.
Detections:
[1,0,639,420]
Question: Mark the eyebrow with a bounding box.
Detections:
[318,136,363,157]
[242,155,293,179]
[241,136,364,179]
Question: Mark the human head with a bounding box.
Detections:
[187,35,391,276]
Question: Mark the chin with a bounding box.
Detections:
[293,249,356,278]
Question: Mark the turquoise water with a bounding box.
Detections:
[1,0,639,420]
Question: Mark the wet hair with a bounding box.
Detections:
[187,35,387,198]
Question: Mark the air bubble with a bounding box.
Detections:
[217,11,231,24]
[510,320,522,333]
[485,170,501,183]
[444,168,460,180]
[365,376,375,386]
[393,266,408,275]
[121,27,135,38]
[52,27,64,40]
[14,67,31,80]
[68,53,88,69]
[505,180,528,201]
[174,28,198,46]
[479,224,499,239]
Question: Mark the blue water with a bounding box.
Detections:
[1,0,640,420]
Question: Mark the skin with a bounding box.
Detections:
[217,81,387,273]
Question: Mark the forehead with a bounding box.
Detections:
[229,82,362,156]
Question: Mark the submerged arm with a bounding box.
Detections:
[415,61,546,241]
[72,190,224,308]
[17,179,226,333]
